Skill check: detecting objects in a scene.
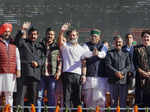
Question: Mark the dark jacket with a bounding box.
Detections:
[105,49,130,84]
[122,45,135,73]
[122,45,136,86]
[133,45,150,92]
[15,30,45,81]
[41,39,60,76]
[85,41,104,77]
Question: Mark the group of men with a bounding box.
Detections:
[0,22,150,112]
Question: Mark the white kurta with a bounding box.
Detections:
[0,40,20,93]
[81,43,109,108]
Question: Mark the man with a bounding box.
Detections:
[37,27,61,112]
[122,34,136,94]
[0,23,21,112]
[133,30,150,106]
[81,29,109,108]
[105,35,130,108]
[58,23,87,110]
[14,22,44,107]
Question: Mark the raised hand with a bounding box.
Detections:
[61,23,71,32]
[22,22,31,30]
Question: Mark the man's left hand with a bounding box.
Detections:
[32,61,38,68]
[80,75,86,84]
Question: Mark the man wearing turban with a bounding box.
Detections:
[0,23,21,112]
[81,29,109,109]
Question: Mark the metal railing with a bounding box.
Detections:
[0,105,150,112]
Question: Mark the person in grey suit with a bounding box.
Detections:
[14,22,44,108]
[105,35,130,108]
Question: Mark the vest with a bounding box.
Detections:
[86,42,103,77]
[0,39,16,74]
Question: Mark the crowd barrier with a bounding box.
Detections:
[0,105,150,112]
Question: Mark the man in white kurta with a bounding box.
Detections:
[0,23,21,112]
[81,29,109,109]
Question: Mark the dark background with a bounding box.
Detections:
[0,0,150,43]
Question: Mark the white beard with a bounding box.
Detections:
[69,38,78,44]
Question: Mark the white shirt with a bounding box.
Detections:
[60,42,87,75]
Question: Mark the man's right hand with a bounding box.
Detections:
[61,23,71,32]
[143,71,150,78]
[54,72,61,80]
[115,72,124,79]
[32,61,38,68]
[22,22,31,30]
[16,70,21,78]
[138,68,150,78]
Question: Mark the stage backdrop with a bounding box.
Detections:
[0,0,150,43]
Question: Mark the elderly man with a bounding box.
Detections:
[105,35,130,108]
[81,29,109,108]
[0,23,21,111]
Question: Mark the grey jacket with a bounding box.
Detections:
[15,30,45,81]
[105,49,130,84]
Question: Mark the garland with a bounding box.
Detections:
[31,104,36,112]
[43,105,48,112]
[145,107,149,112]
[106,107,111,112]
[65,107,69,112]
[16,105,22,112]
[96,106,100,112]
[116,106,120,112]
[77,106,82,112]
[134,105,138,112]
[55,105,60,112]
[3,104,10,112]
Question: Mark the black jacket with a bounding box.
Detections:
[105,49,130,84]
[15,30,45,81]
[85,41,104,77]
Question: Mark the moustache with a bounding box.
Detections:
[116,44,122,46]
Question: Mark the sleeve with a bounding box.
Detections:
[133,47,139,70]
[105,52,119,76]
[120,54,131,75]
[56,52,62,74]
[36,43,46,67]
[81,43,107,59]
[16,47,21,71]
[60,42,67,51]
[97,45,108,59]
[14,30,25,47]
[81,44,92,59]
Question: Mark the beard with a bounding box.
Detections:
[2,35,11,41]
[69,38,78,44]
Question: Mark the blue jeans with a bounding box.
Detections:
[37,76,56,112]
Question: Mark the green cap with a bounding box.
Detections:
[132,41,137,45]
[90,29,101,36]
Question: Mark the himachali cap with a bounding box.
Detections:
[132,41,137,45]
[90,29,101,36]
[0,23,13,35]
